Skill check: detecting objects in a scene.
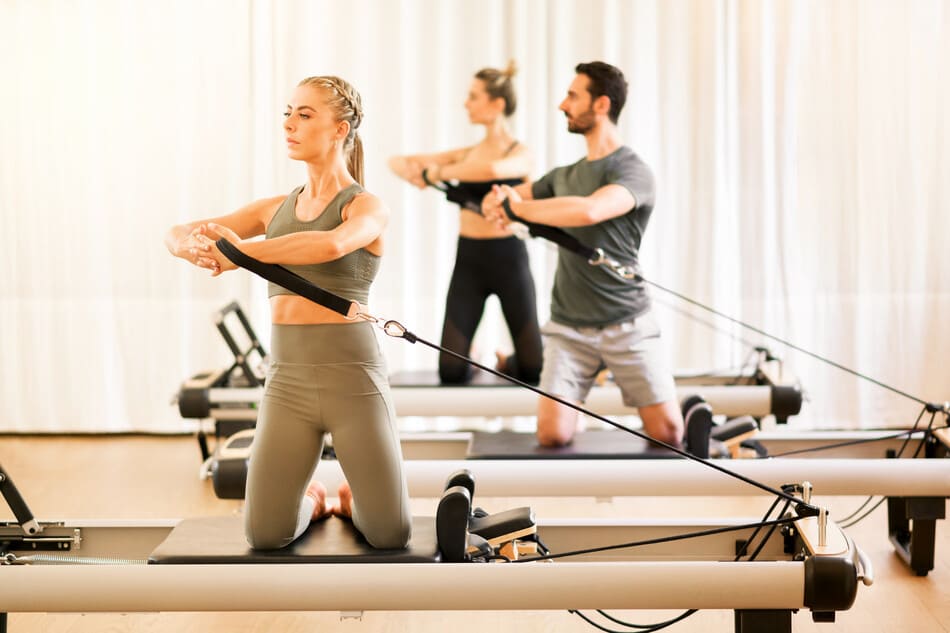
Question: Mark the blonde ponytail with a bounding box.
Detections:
[348,132,364,186]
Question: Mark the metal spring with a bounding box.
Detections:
[5,553,147,565]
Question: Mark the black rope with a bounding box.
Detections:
[428,179,943,416]
[579,494,790,632]
[510,516,800,563]
[767,429,924,458]
[571,609,697,633]
[491,200,942,413]
[835,408,938,529]
[839,498,888,529]
[744,500,793,561]
[839,496,877,524]
[735,496,784,559]
[596,609,686,630]
[911,412,938,459]
[651,294,763,361]
[768,405,928,458]
[639,276,934,408]
[840,413,941,531]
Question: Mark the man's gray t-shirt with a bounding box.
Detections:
[531,146,654,328]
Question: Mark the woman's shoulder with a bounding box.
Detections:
[347,188,389,216]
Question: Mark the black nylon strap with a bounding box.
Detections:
[216,239,355,317]
[501,198,600,261]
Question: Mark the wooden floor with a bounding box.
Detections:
[0,435,947,633]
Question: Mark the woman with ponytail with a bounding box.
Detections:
[389,61,543,385]
[165,76,411,551]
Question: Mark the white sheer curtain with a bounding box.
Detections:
[0,0,946,432]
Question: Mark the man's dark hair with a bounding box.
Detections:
[575,61,628,124]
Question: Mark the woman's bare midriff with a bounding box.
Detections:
[459,211,516,239]
[270,295,362,325]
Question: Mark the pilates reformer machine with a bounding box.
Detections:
[1,459,873,633]
[176,301,804,461]
[0,234,936,632]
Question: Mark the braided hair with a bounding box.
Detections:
[298,76,366,185]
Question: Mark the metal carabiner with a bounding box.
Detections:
[588,248,639,281]
[344,301,382,326]
[607,261,640,280]
[382,320,408,339]
[587,247,608,266]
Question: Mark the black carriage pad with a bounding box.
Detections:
[390,369,513,387]
[466,429,680,460]
[149,515,439,564]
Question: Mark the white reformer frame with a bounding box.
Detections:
[299,458,950,499]
[208,427,947,495]
[193,381,796,420]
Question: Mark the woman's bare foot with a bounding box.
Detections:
[330,481,353,519]
[305,481,331,520]
[495,350,508,373]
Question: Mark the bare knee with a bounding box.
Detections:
[650,422,683,447]
[536,424,576,447]
[639,401,685,448]
[537,400,579,447]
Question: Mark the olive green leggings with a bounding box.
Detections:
[244,322,411,550]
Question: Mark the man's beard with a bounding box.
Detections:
[566,108,596,134]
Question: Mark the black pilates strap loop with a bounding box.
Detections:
[422,177,633,279]
[421,168,449,192]
[215,239,358,319]
[500,199,641,281]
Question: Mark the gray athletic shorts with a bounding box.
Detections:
[539,311,677,408]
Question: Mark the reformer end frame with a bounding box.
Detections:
[0,464,40,537]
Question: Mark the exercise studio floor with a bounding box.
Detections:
[1,435,947,633]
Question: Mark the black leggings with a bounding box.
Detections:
[438,236,543,385]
